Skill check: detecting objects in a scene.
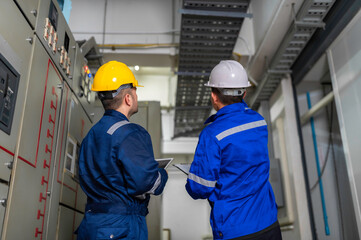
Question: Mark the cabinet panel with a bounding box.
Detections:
[4,38,63,239]
[14,0,40,28]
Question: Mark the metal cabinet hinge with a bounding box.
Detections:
[0,198,7,207]
[26,37,33,45]
[30,9,37,17]
[4,161,13,169]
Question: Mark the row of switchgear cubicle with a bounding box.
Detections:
[0,0,99,239]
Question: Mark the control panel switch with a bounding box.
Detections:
[60,55,64,66]
[45,18,51,28]
[52,33,58,53]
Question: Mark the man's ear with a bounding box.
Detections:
[124,93,132,106]
[243,91,247,99]
[211,91,218,104]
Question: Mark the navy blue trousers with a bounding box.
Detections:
[229,221,282,240]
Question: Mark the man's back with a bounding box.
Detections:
[77,109,167,240]
[79,109,159,205]
[186,102,278,239]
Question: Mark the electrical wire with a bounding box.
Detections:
[310,90,334,191]
[309,85,347,238]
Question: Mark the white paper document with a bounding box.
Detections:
[173,163,191,175]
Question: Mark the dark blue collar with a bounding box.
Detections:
[104,109,129,121]
[205,101,249,124]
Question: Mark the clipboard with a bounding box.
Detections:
[156,158,174,169]
[173,163,191,175]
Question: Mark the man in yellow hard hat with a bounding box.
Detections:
[76,61,168,240]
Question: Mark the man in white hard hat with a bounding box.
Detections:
[185,60,281,240]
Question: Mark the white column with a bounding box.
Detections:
[281,76,312,240]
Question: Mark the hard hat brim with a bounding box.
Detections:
[204,82,251,88]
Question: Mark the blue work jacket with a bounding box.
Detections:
[77,110,168,239]
[186,102,278,240]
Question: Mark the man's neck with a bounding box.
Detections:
[214,102,225,111]
[115,107,130,120]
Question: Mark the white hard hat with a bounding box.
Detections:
[205,60,251,89]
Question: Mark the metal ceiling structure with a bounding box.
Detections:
[174,0,337,138]
[249,0,336,110]
[174,0,251,138]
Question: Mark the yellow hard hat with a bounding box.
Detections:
[91,61,143,92]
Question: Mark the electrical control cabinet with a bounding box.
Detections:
[71,44,97,121]
[34,0,76,86]
[32,0,96,122]
[131,101,162,158]
[3,36,66,240]
[0,0,36,237]
[44,80,72,240]
[16,0,76,84]
[0,0,101,239]
[14,0,96,115]
[0,0,34,157]
[57,94,91,239]
[0,1,163,239]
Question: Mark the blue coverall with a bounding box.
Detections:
[76,110,168,240]
[186,102,278,239]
